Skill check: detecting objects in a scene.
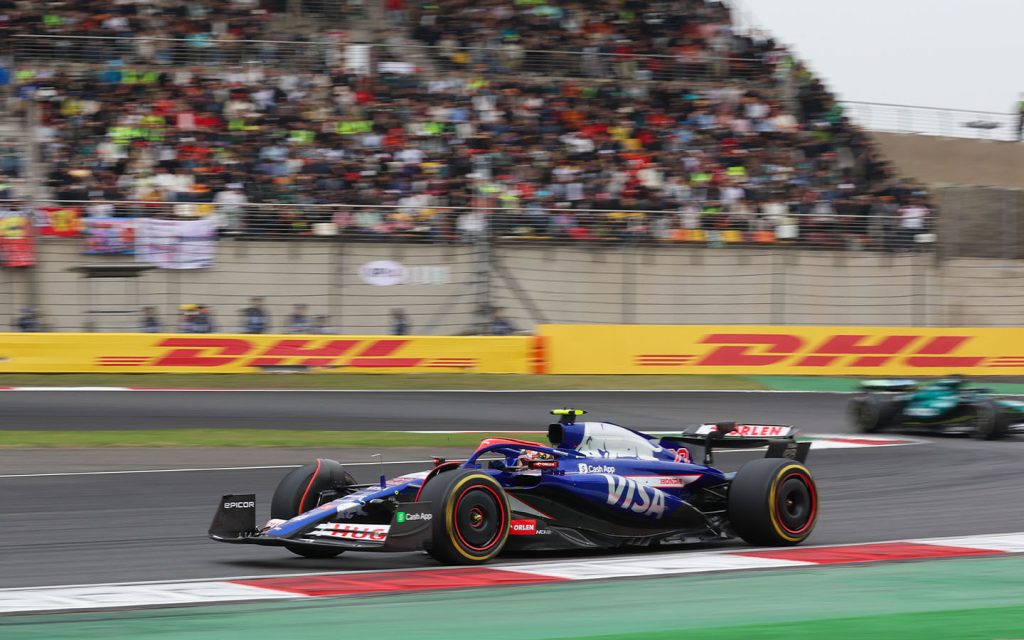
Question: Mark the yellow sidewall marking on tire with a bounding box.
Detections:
[767,464,815,543]
[444,474,510,562]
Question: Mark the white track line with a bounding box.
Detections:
[0,459,434,479]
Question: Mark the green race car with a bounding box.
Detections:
[849,377,1024,439]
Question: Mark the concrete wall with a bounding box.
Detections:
[870,133,1024,189]
[8,240,1024,333]
[932,186,1024,260]
[869,134,1024,260]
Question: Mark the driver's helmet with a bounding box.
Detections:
[516,449,554,467]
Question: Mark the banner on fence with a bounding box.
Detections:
[0,334,533,374]
[539,325,1024,375]
[36,206,83,237]
[0,210,35,267]
[83,217,137,255]
[136,218,217,269]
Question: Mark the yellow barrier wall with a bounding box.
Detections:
[540,325,1024,375]
[0,334,533,374]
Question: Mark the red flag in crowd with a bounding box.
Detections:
[36,206,83,237]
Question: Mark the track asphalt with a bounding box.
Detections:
[1,389,1022,606]
[0,390,850,431]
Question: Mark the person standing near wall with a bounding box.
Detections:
[178,304,199,333]
[241,297,270,333]
[1017,94,1024,142]
[288,304,312,334]
[193,305,216,333]
[490,308,516,336]
[391,309,409,336]
[12,307,39,332]
[140,306,161,333]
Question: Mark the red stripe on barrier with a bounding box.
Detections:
[232,568,563,596]
[739,542,1004,565]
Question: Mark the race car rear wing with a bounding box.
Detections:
[661,422,809,465]
[859,379,918,392]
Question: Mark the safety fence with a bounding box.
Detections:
[3,200,1024,334]
[840,101,1020,142]
[2,326,1023,375]
[10,34,770,84]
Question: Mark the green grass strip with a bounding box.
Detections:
[575,604,1024,640]
[0,430,544,448]
[0,373,767,390]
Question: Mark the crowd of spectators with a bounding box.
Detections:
[5,0,935,249]
[0,0,273,42]
[413,0,780,81]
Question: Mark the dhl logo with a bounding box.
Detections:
[635,333,1022,368]
[94,338,477,369]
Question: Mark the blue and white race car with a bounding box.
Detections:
[210,410,818,565]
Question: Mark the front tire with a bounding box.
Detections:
[419,470,510,565]
[271,459,356,559]
[729,458,818,546]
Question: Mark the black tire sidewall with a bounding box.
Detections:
[271,459,355,520]
[270,459,355,559]
[419,469,511,564]
[975,400,1009,440]
[728,458,818,546]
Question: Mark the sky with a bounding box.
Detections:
[730,0,1023,114]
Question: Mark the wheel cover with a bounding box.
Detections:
[773,471,817,537]
[452,485,506,552]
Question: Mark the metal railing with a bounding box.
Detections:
[2,199,940,247]
[11,200,1021,335]
[11,34,768,83]
[2,197,1022,333]
[840,101,1019,142]
[11,34,349,73]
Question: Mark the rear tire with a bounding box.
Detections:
[974,400,1010,440]
[419,470,510,565]
[729,458,818,546]
[849,394,898,433]
[271,459,356,559]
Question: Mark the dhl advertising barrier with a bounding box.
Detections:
[0,334,534,374]
[5,327,1024,376]
[539,325,1024,376]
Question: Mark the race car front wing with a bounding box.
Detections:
[209,494,435,553]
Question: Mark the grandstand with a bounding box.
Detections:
[2,0,1020,333]
[4,0,929,240]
